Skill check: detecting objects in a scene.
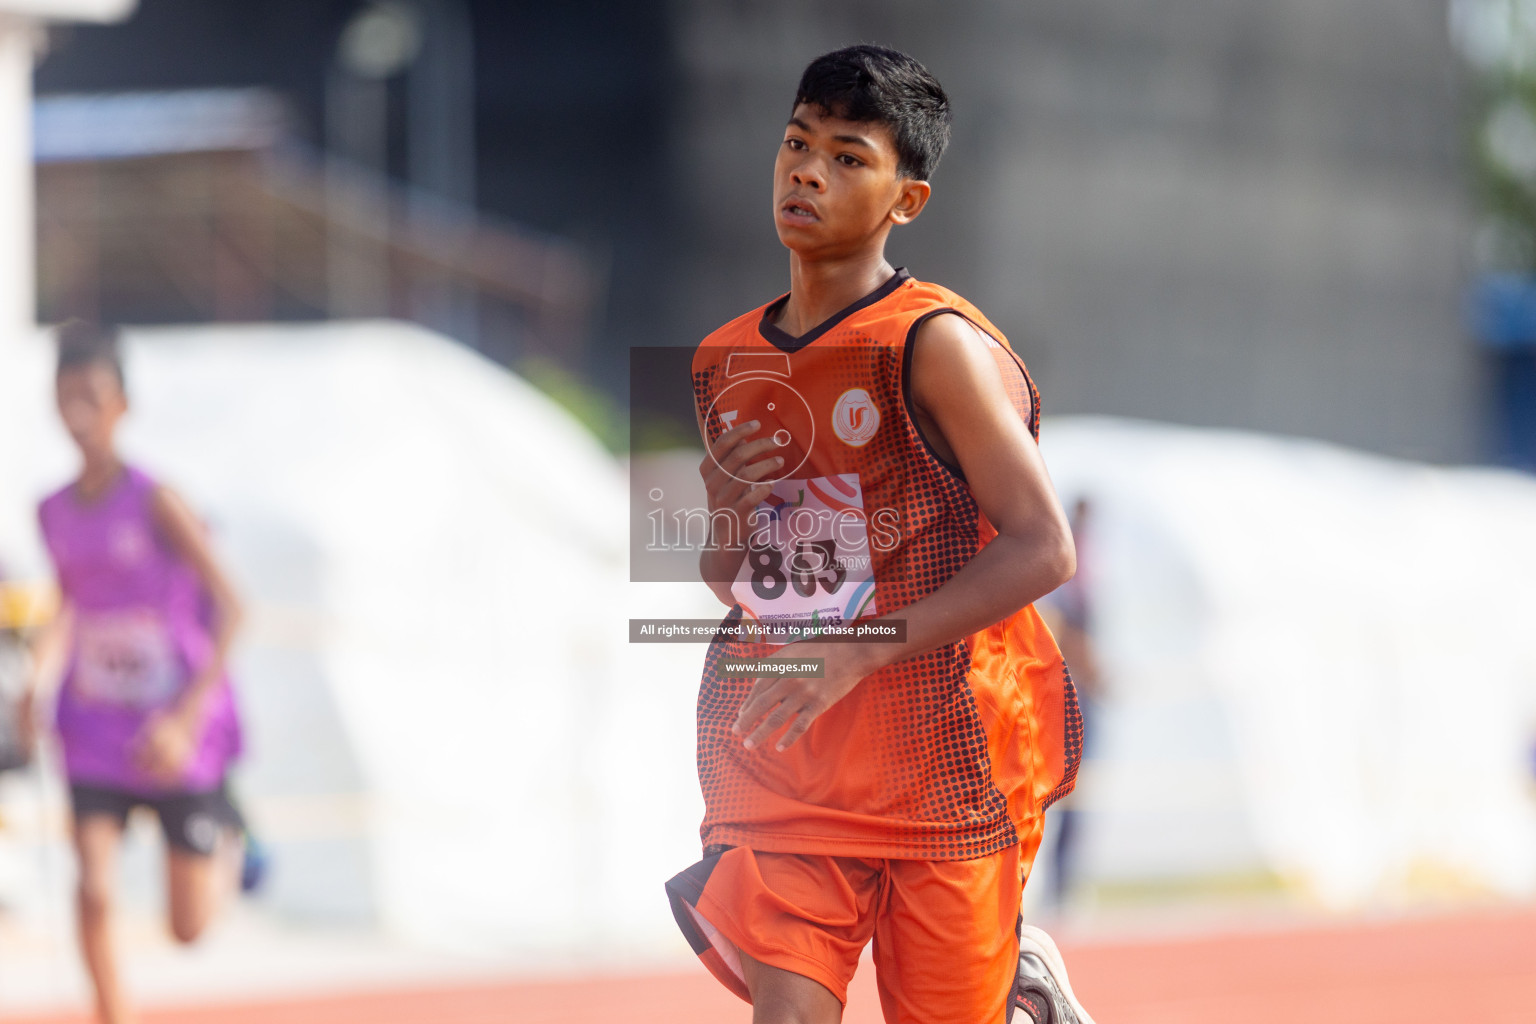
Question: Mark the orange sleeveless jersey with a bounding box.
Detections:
[691,269,1082,861]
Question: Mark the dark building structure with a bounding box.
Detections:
[34,0,672,382]
[669,1,1481,464]
[36,0,1493,464]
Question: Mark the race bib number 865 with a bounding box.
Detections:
[733,473,879,645]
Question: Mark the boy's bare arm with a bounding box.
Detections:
[22,600,71,695]
[892,312,1077,643]
[18,600,72,756]
[136,485,245,778]
[151,485,245,700]
[734,313,1075,750]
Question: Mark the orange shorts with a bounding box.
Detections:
[665,844,1026,1024]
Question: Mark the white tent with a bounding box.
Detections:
[0,320,713,960]
[1040,416,1536,908]
[8,328,1535,964]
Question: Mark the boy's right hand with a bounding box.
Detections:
[698,419,785,584]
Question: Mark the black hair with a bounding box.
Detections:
[55,320,125,391]
[793,45,952,181]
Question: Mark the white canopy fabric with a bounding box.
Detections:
[0,321,714,958]
[1041,416,1536,908]
[4,326,1534,959]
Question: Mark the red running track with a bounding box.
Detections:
[8,906,1535,1023]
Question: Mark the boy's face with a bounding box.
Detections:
[774,103,931,257]
[56,363,127,462]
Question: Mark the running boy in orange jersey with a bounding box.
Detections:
[666,46,1095,1024]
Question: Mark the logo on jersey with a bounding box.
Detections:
[109,523,151,566]
[831,388,880,447]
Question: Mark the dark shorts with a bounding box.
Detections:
[69,781,242,857]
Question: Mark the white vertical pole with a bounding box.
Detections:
[324,69,390,318]
[0,15,33,343]
[407,0,476,346]
[0,15,36,583]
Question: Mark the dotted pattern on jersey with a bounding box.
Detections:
[999,344,1042,442]
[975,319,1083,814]
[688,287,1071,861]
[1043,663,1083,811]
[692,331,1016,858]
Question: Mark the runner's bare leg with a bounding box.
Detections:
[741,951,844,1024]
[165,828,239,944]
[73,814,134,1024]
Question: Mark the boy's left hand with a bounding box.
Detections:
[733,641,875,752]
[131,707,200,780]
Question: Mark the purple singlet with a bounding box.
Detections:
[38,465,242,795]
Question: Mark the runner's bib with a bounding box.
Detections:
[732,473,878,645]
[73,609,182,708]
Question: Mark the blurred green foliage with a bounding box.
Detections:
[630,413,699,453]
[1456,0,1536,271]
[517,356,626,453]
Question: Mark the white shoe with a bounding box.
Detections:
[1014,924,1096,1024]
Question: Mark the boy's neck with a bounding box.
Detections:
[777,249,897,338]
[76,453,125,501]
